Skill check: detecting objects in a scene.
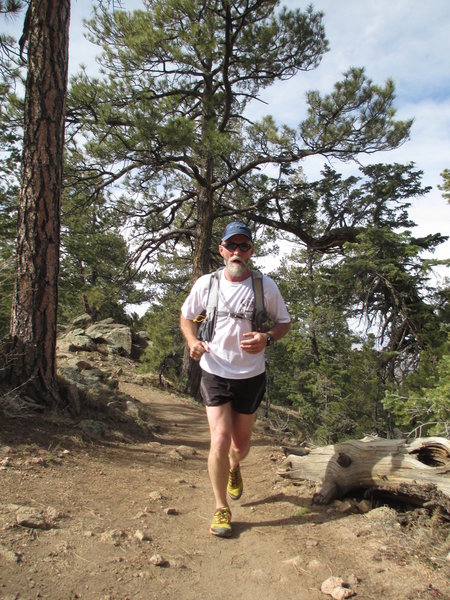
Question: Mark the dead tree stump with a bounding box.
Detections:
[278,437,450,512]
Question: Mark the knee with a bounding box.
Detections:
[231,438,250,458]
[210,429,231,456]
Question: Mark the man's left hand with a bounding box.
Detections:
[240,331,268,354]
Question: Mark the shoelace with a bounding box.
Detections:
[229,467,241,488]
[214,507,231,523]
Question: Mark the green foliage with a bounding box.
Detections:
[438,168,450,204]
[340,225,446,369]
[59,186,146,324]
[139,290,186,385]
[0,68,22,336]
[301,69,412,157]
[269,251,387,443]
[0,0,25,72]
[0,1,23,13]
[383,334,450,437]
[265,164,447,442]
[0,178,16,335]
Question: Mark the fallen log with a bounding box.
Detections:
[278,437,450,512]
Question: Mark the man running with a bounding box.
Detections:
[180,221,290,537]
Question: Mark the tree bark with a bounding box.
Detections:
[192,183,214,281]
[185,183,215,398]
[279,437,450,512]
[7,0,70,403]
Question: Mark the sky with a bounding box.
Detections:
[3,0,450,273]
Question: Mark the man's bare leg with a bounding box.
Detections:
[206,405,257,507]
[229,410,257,470]
[205,404,232,509]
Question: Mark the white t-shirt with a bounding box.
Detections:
[181,269,290,379]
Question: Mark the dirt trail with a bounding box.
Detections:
[0,381,448,600]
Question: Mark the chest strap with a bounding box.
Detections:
[216,310,254,320]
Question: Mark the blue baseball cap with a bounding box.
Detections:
[222,221,253,241]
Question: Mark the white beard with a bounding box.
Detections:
[225,257,248,278]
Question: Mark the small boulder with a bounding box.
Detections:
[16,507,49,530]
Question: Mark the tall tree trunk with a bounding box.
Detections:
[185,179,215,398]
[7,0,70,403]
[192,166,214,279]
[185,69,215,397]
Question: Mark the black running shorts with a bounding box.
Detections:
[200,369,266,415]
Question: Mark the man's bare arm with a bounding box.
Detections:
[180,313,210,361]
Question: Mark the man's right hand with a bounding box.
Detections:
[180,314,210,361]
[189,340,210,361]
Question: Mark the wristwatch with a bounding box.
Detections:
[266,333,274,347]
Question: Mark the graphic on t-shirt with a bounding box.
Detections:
[240,298,254,311]
[218,285,254,315]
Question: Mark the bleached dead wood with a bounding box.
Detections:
[278,437,450,511]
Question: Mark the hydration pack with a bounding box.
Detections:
[195,268,268,342]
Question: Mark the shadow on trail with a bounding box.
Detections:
[231,516,310,536]
[241,492,308,509]
[230,488,358,538]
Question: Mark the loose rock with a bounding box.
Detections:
[175,445,198,457]
[164,507,178,515]
[321,576,356,599]
[134,529,152,542]
[16,507,50,530]
[321,577,345,595]
[150,553,168,567]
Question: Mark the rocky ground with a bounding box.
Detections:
[0,324,449,600]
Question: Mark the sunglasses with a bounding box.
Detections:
[222,241,253,252]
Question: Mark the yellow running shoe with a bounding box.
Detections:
[210,506,232,537]
[227,465,243,500]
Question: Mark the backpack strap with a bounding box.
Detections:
[205,268,222,322]
[196,268,223,342]
[251,270,268,331]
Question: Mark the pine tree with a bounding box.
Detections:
[7,0,70,402]
[66,0,411,280]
